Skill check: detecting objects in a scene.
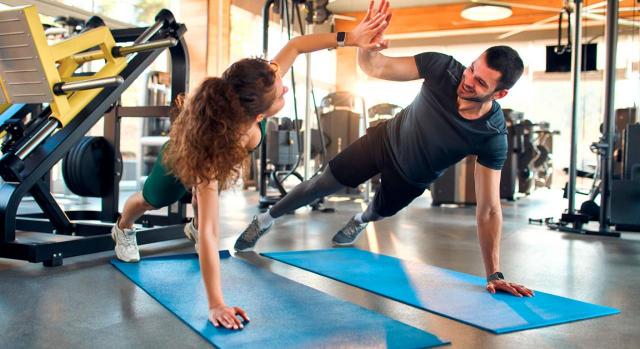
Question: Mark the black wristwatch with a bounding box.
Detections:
[337,31,346,47]
[487,272,504,283]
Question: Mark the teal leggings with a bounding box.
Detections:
[142,143,187,208]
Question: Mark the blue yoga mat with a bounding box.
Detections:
[111,251,448,348]
[262,248,620,334]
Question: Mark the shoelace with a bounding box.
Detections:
[120,231,136,246]
[242,219,262,242]
[344,219,363,237]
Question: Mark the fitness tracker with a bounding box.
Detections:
[337,31,346,47]
[487,271,504,283]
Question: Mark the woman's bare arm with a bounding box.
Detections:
[272,8,389,76]
[196,180,249,329]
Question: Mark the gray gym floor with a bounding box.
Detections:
[0,189,637,348]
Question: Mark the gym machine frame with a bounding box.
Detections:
[258,0,311,209]
[0,6,190,266]
[258,0,369,209]
[548,0,621,237]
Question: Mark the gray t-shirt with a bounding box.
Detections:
[385,52,508,187]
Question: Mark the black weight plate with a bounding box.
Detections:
[62,136,87,195]
[71,137,89,196]
[78,137,106,197]
[72,137,92,196]
[63,136,115,197]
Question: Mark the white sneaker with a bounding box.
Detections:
[111,221,140,262]
[183,220,199,254]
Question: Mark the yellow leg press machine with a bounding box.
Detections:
[0,5,191,266]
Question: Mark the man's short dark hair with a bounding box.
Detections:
[484,46,524,91]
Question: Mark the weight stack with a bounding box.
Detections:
[624,124,640,180]
[611,179,640,231]
[320,109,360,161]
[266,130,299,166]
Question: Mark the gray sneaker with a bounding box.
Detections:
[332,216,367,246]
[234,216,273,252]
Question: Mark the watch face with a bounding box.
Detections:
[487,272,504,282]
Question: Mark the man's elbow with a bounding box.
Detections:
[356,61,375,78]
[357,52,380,77]
[362,65,385,80]
[371,67,386,80]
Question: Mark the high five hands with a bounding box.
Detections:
[350,0,392,51]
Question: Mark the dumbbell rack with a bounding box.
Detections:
[0,10,191,266]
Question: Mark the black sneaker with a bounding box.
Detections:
[332,216,367,246]
[234,216,273,252]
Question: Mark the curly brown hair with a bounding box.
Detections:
[163,58,277,189]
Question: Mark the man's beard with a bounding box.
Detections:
[459,94,492,103]
[457,84,494,103]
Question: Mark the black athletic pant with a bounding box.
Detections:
[269,122,426,222]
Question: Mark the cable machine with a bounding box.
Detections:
[548,0,622,236]
[258,0,331,210]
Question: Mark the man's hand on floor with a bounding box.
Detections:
[486,280,535,297]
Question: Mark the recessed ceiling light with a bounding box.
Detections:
[461,4,513,22]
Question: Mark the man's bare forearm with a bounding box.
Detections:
[476,208,502,277]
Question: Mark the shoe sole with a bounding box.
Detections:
[332,240,356,247]
[234,245,255,252]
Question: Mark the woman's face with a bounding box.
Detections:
[261,62,289,117]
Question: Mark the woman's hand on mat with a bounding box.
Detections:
[486,280,535,297]
[209,304,250,330]
[350,0,391,51]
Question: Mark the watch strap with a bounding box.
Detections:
[487,271,504,283]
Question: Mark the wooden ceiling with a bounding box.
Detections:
[333,0,640,37]
[328,0,466,13]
